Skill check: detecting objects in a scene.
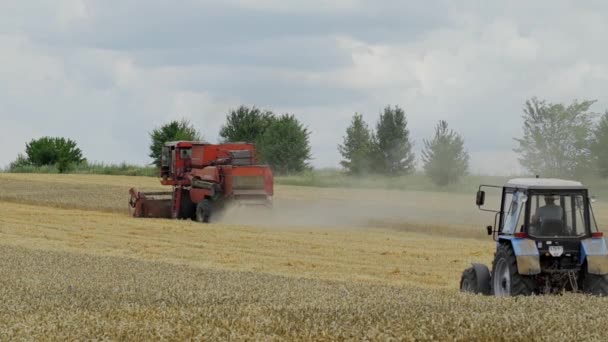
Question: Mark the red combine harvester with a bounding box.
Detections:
[128,141,273,223]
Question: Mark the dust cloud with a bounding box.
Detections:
[215,187,496,234]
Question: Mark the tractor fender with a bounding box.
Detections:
[498,237,541,275]
[581,238,608,275]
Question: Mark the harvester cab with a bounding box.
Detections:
[461,178,608,296]
[129,141,273,223]
[160,141,193,180]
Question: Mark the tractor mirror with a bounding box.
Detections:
[476,190,486,206]
[486,225,493,235]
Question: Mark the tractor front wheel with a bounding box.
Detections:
[491,244,536,296]
[195,199,212,223]
[460,264,491,295]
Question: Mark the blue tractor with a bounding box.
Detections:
[460,178,608,296]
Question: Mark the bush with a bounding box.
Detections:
[6,161,158,177]
[219,106,275,143]
[23,137,84,171]
[258,114,312,174]
[421,120,469,187]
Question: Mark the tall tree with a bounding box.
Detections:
[258,114,312,174]
[149,119,201,167]
[338,113,373,175]
[372,105,415,175]
[24,136,85,172]
[219,106,275,143]
[422,120,469,186]
[514,98,596,178]
[592,111,608,178]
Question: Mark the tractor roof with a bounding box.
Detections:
[504,178,585,190]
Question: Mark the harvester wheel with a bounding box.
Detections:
[491,244,536,296]
[195,199,212,223]
[583,271,608,296]
[460,264,491,295]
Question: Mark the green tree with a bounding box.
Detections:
[149,119,201,167]
[219,105,275,143]
[24,137,85,172]
[421,120,469,186]
[258,114,312,174]
[592,111,608,178]
[338,113,373,175]
[372,105,415,175]
[8,153,30,171]
[514,98,596,178]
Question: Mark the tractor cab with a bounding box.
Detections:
[461,178,608,296]
[478,178,599,240]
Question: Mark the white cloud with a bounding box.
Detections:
[1,1,608,176]
[222,0,363,13]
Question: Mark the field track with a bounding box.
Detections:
[2,173,608,340]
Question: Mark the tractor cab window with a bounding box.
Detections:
[502,190,526,234]
[529,193,590,237]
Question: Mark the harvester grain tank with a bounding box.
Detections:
[129,141,273,223]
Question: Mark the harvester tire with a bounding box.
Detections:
[460,264,491,295]
[583,272,608,296]
[195,199,212,223]
[491,243,536,296]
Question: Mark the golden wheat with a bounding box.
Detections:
[2,173,608,340]
[1,245,608,341]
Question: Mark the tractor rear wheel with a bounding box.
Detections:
[460,264,491,295]
[195,199,212,223]
[583,271,608,296]
[491,244,536,296]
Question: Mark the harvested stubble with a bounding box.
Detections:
[0,173,164,212]
[2,245,608,341]
[0,173,499,236]
[0,201,491,288]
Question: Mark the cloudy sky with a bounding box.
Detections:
[1,1,607,175]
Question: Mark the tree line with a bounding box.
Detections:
[8,98,608,185]
[10,106,313,175]
[148,107,312,174]
[338,106,469,186]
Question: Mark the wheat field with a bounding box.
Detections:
[1,173,608,340]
